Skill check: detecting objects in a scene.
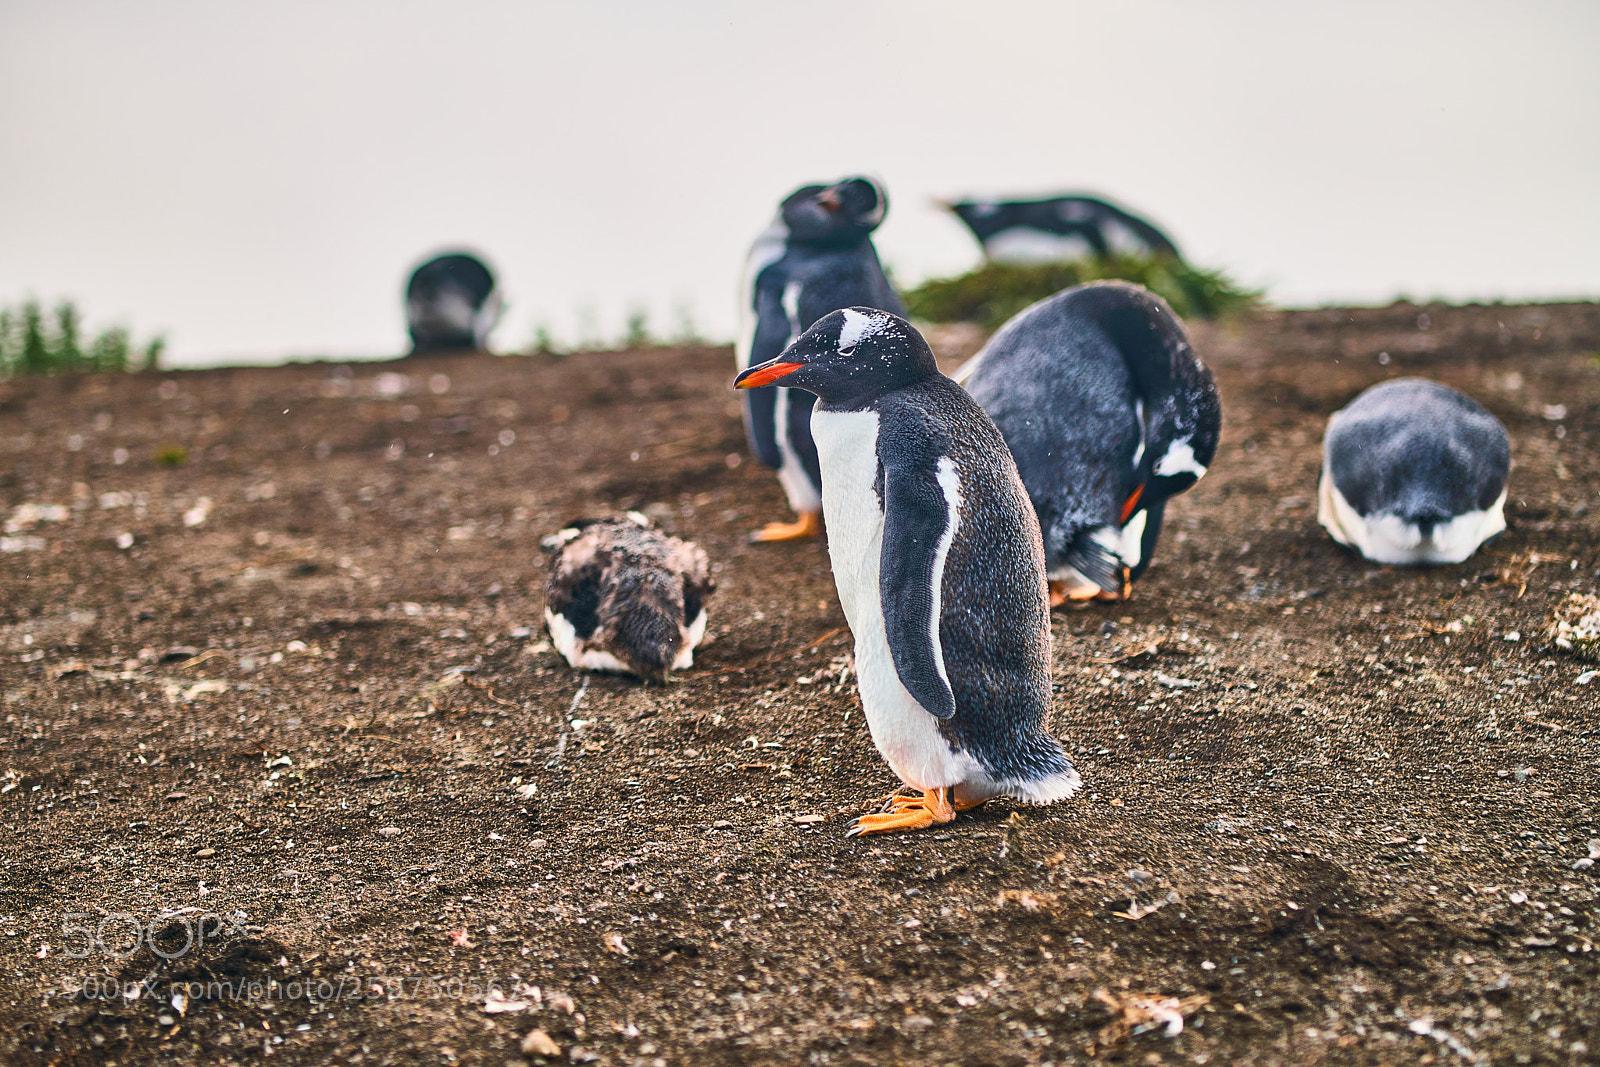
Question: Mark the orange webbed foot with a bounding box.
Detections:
[846,788,958,837]
[1051,580,1105,608]
[750,510,823,543]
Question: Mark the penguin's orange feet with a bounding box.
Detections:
[750,510,823,543]
[1092,567,1134,602]
[847,787,957,837]
[1050,579,1105,608]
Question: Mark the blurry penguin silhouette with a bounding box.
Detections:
[405,251,502,353]
[958,281,1220,605]
[736,308,1078,836]
[1318,378,1510,565]
[736,176,905,541]
[941,194,1180,265]
[543,514,714,682]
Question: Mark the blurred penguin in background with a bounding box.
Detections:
[405,251,502,354]
[1319,378,1510,565]
[736,176,905,541]
[958,281,1220,605]
[940,193,1180,265]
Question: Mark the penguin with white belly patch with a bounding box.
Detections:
[736,176,905,542]
[957,281,1221,605]
[735,308,1079,836]
[1318,378,1510,565]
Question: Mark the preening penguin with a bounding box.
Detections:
[542,514,714,682]
[736,176,905,542]
[941,194,1180,265]
[1318,378,1510,565]
[735,308,1079,836]
[404,251,502,354]
[957,281,1220,605]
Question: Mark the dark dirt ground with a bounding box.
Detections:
[2,300,1599,1067]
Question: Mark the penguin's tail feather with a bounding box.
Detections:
[1063,526,1126,596]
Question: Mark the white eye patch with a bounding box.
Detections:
[837,308,893,352]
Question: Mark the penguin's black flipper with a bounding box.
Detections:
[1062,527,1126,596]
[877,461,958,721]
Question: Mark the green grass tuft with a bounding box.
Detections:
[155,445,189,467]
[902,255,1264,330]
[0,297,165,378]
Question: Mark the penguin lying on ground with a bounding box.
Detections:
[736,308,1079,836]
[405,251,502,353]
[542,514,714,682]
[736,176,905,541]
[1318,378,1510,565]
[941,194,1180,264]
[957,281,1220,605]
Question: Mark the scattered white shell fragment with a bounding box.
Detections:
[482,990,529,1013]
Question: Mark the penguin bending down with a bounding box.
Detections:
[1318,378,1510,565]
[542,514,714,683]
[736,176,905,542]
[735,308,1079,836]
[957,281,1220,605]
[941,194,1180,265]
[405,251,502,354]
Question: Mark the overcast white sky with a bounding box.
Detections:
[2,1,1597,366]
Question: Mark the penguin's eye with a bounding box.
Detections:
[838,345,856,357]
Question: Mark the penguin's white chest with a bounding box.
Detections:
[811,408,980,791]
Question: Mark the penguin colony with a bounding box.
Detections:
[409,176,1515,838]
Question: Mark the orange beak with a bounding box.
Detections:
[735,362,804,388]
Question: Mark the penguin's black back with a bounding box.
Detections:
[1326,378,1510,522]
[873,376,1067,784]
[962,282,1219,576]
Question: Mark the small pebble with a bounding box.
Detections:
[521,1029,560,1057]
[194,848,217,858]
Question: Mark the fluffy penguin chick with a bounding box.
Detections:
[736,308,1079,836]
[543,514,714,682]
[1318,378,1509,565]
[736,176,904,542]
[958,281,1221,605]
[404,251,502,353]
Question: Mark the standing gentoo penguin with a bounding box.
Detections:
[736,176,905,541]
[735,308,1079,835]
[957,281,1221,605]
[1318,378,1510,565]
[542,514,715,682]
[940,194,1180,264]
[404,251,502,353]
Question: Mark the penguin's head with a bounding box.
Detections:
[734,307,938,407]
[781,176,888,246]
